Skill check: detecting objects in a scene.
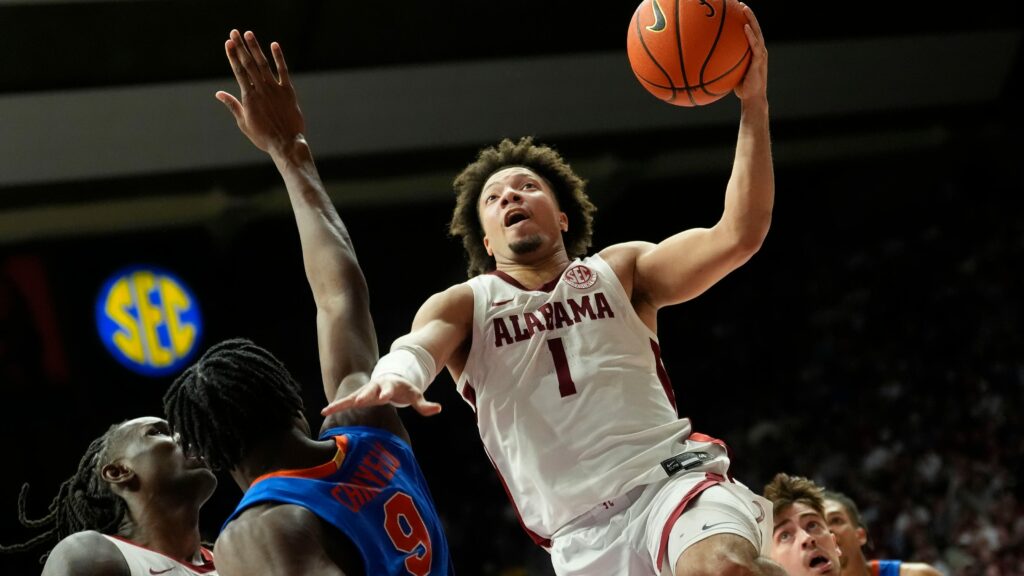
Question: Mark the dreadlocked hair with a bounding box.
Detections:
[163,338,305,472]
[450,136,597,278]
[0,423,128,563]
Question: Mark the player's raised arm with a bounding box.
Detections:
[217,30,384,424]
[623,2,773,310]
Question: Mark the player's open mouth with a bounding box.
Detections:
[808,555,832,572]
[504,210,529,227]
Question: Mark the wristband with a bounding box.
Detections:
[370,343,437,394]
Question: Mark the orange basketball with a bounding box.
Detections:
[627,0,751,107]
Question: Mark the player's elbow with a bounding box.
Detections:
[734,232,765,260]
[729,229,767,265]
[733,211,771,257]
[314,275,370,315]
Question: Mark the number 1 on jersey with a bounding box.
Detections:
[546,337,578,397]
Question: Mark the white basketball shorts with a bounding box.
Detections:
[548,470,772,575]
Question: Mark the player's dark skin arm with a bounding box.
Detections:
[41,531,129,576]
[217,29,407,442]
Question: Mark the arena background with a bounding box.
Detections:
[1,1,1022,574]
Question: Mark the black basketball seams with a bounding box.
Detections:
[635,46,749,94]
[635,1,679,101]
[674,0,697,106]
[698,0,727,97]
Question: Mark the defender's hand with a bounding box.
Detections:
[216,29,305,155]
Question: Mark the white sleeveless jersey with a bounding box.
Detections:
[103,535,218,576]
[458,254,694,541]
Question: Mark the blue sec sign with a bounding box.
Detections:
[95,266,203,377]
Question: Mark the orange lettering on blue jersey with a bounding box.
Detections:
[360,443,400,482]
[332,482,377,513]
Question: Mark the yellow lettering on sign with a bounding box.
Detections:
[160,277,196,358]
[132,271,172,368]
[106,277,145,364]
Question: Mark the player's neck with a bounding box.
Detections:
[843,554,872,576]
[495,251,572,290]
[232,427,336,490]
[122,504,203,564]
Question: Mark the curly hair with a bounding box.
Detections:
[449,137,597,277]
[0,423,128,563]
[163,338,305,472]
[763,472,827,518]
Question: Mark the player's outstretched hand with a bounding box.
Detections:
[216,29,305,155]
[734,3,767,102]
[322,375,443,418]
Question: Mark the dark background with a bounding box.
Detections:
[1,1,1022,574]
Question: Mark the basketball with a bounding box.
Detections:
[627,0,752,106]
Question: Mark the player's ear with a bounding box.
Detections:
[483,235,493,256]
[101,461,135,487]
[855,526,867,547]
[558,212,568,232]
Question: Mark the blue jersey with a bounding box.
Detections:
[223,426,453,575]
[870,559,901,576]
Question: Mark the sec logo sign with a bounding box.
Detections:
[95,266,203,377]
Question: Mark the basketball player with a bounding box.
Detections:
[162,30,452,574]
[763,473,843,576]
[0,417,218,575]
[324,4,781,575]
[823,491,942,576]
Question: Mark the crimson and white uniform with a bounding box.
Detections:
[457,254,733,543]
[102,535,217,576]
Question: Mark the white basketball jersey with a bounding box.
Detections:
[103,535,217,576]
[458,254,693,541]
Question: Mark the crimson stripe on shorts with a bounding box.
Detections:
[656,472,725,569]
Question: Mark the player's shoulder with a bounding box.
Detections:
[219,503,323,554]
[421,281,472,303]
[217,504,337,573]
[419,281,474,316]
[598,241,657,272]
[901,562,942,576]
[599,241,658,260]
[43,531,127,576]
[596,242,655,285]
[225,502,322,534]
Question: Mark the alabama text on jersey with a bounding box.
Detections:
[458,254,718,542]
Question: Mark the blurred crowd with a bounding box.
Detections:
[740,200,1024,576]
